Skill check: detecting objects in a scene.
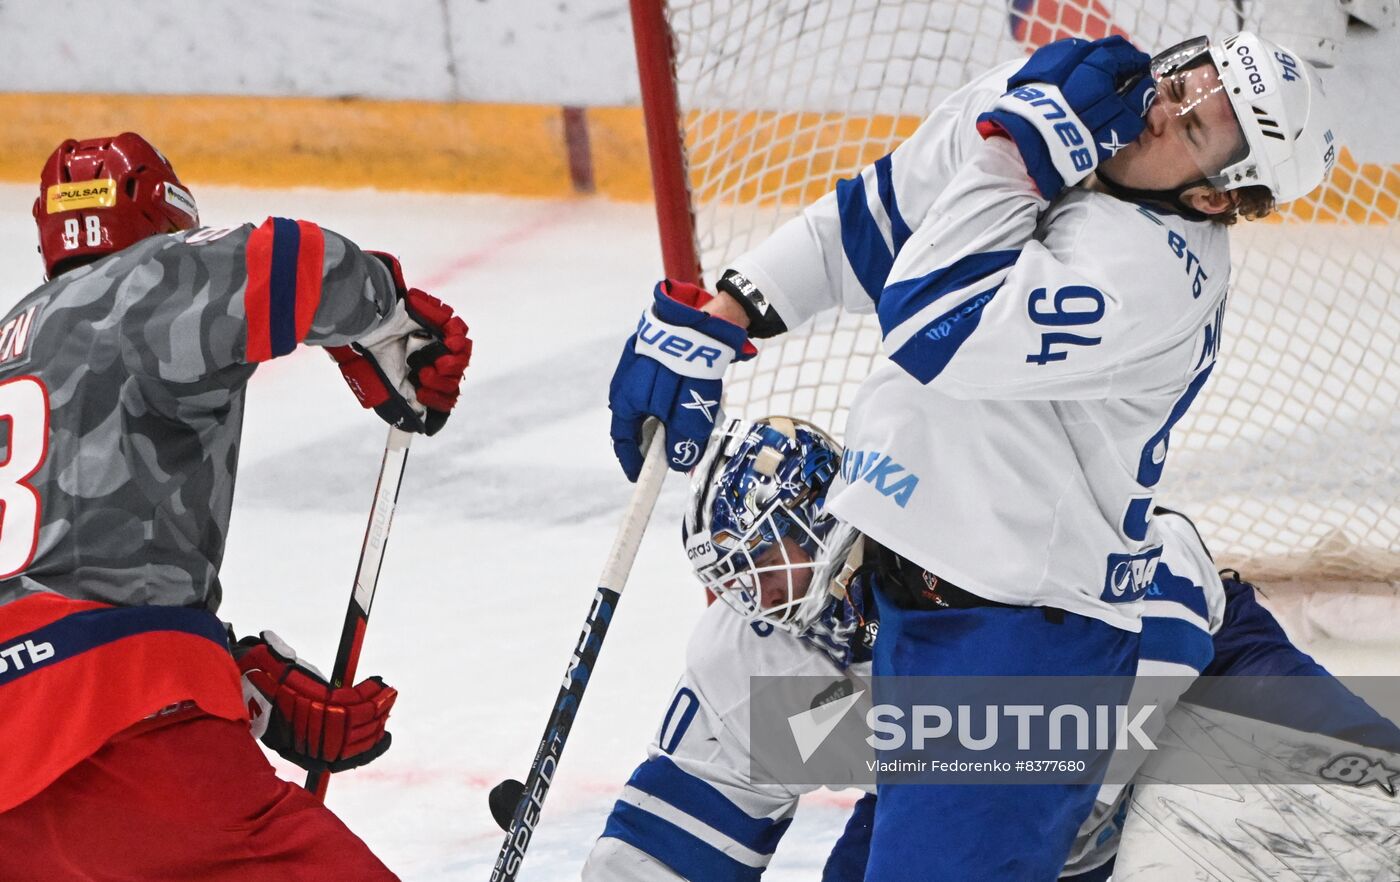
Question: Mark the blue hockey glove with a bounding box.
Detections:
[609,280,754,481]
[976,35,1154,200]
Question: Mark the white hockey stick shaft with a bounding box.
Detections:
[599,425,670,592]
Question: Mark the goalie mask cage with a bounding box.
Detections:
[628,0,1399,589]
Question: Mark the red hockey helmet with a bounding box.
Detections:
[32,132,199,280]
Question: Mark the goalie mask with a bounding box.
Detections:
[683,416,841,628]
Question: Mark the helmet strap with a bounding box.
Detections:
[1095,166,1216,223]
[828,535,865,600]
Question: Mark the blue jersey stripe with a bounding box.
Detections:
[1137,365,1214,487]
[887,285,1001,384]
[1139,616,1214,673]
[876,250,1019,338]
[267,217,302,358]
[1144,563,1210,621]
[836,174,894,303]
[0,605,228,688]
[601,800,765,882]
[628,755,791,855]
[874,155,913,254]
[1123,498,1152,542]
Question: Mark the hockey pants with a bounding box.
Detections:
[0,710,398,881]
[864,599,1139,881]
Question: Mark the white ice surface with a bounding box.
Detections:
[0,185,1394,881]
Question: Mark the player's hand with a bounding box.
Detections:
[329,251,472,436]
[976,35,1153,199]
[234,630,397,774]
[608,280,755,481]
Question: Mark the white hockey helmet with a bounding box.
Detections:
[1153,32,1340,203]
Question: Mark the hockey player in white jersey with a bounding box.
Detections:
[582,416,877,881]
[607,31,1341,878]
[583,413,1205,881]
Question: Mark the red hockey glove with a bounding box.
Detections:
[330,251,472,436]
[234,631,397,774]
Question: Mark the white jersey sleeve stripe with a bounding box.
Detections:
[1134,658,1206,678]
[860,166,896,259]
[874,154,915,251]
[833,152,921,303]
[623,754,793,854]
[616,785,774,868]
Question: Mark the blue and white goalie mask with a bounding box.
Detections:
[683,416,842,628]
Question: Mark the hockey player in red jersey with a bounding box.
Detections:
[0,133,471,879]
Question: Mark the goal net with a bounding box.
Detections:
[631,0,1399,588]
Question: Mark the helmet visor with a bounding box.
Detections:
[1147,36,1251,190]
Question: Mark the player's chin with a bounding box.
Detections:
[1098,144,1142,180]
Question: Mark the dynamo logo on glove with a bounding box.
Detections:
[608,279,754,481]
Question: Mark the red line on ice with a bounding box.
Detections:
[417,202,584,289]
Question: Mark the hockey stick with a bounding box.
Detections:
[487,426,669,881]
[306,426,414,799]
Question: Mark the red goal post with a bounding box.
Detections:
[629,0,704,285]
[627,0,1400,600]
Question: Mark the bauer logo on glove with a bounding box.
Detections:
[976,35,1154,200]
[608,279,756,481]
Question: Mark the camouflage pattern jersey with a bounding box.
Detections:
[0,217,405,810]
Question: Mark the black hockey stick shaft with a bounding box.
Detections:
[306,426,413,799]
[488,428,668,881]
